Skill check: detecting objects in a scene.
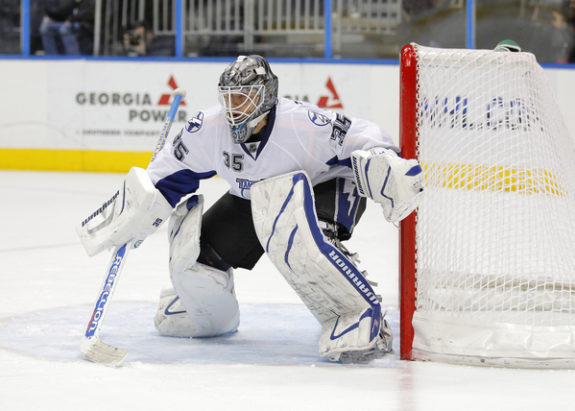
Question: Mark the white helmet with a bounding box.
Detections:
[218,55,279,143]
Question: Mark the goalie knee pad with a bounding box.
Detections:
[160,262,239,338]
[76,167,173,256]
[251,171,392,361]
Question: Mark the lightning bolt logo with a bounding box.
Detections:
[186,112,204,133]
[343,179,357,216]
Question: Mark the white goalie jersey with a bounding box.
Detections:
[146,97,397,206]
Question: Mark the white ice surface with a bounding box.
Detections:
[0,171,573,411]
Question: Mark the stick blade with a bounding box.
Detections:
[81,338,129,366]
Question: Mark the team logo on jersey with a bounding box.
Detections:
[186,112,204,133]
[307,110,331,127]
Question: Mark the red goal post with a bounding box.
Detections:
[399,44,418,361]
[399,43,575,368]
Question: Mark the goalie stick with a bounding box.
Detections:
[151,88,186,162]
[80,88,186,366]
[80,242,131,365]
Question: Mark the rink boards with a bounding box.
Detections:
[0,59,398,172]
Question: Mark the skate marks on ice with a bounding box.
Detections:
[0,302,401,366]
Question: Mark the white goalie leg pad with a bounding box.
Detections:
[168,195,203,275]
[251,171,391,361]
[157,262,239,338]
[76,167,173,256]
[351,148,424,224]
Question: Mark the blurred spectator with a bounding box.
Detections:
[123,21,174,57]
[549,8,570,63]
[40,0,95,55]
[70,0,95,54]
[563,0,575,62]
[0,0,20,54]
[527,4,570,63]
[402,0,439,20]
[123,21,151,57]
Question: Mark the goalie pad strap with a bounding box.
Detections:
[251,171,383,357]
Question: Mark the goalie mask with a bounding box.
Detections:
[218,55,278,143]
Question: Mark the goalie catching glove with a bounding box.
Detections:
[351,148,424,224]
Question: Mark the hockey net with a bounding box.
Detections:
[399,43,575,367]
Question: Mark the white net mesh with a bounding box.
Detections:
[410,44,575,366]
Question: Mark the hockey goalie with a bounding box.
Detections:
[76,55,423,363]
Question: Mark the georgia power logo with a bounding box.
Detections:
[317,77,343,109]
[75,75,187,123]
[157,76,187,108]
[284,76,344,110]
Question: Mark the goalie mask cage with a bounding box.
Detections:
[399,43,575,368]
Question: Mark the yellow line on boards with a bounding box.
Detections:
[0,149,153,173]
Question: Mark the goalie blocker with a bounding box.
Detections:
[76,167,173,256]
[251,171,392,362]
[351,148,424,224]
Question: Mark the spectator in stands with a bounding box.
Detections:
[0,0,21,54]
[549,8,571,63]
[402,0,437,20]
[123,21,151,57]
[70,0,95,54]
[563,0,575,62]
[123,21,174,57]
[40,0,95,55]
